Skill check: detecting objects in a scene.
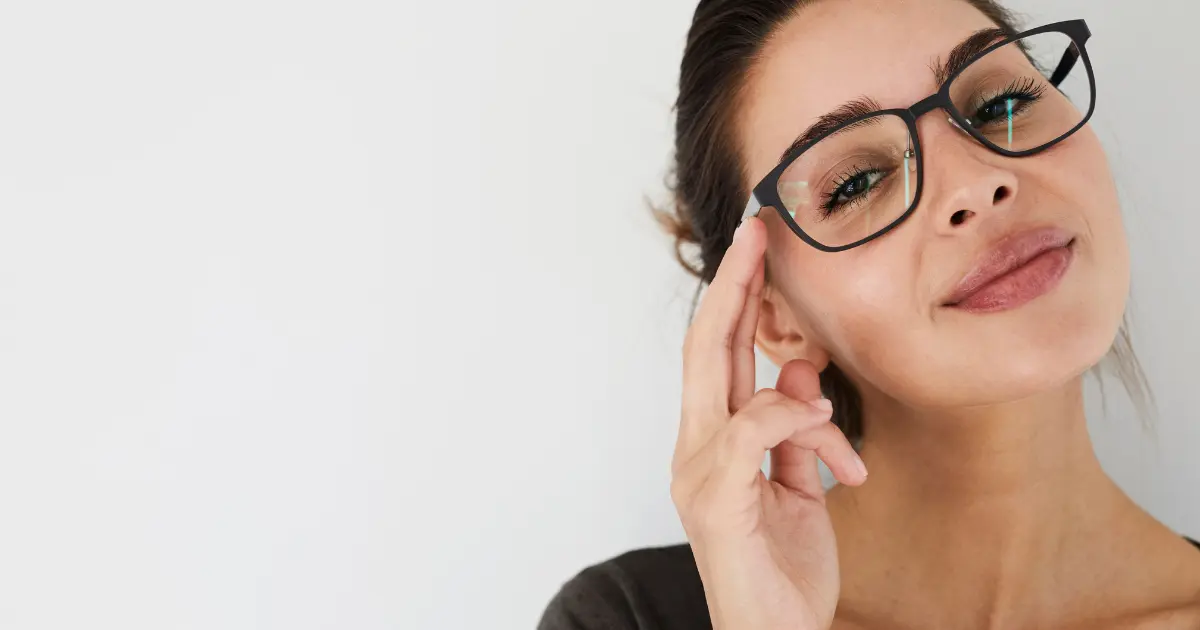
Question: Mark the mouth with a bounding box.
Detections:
[941,227,1076,314]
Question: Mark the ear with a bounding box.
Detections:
[755,283,831,372]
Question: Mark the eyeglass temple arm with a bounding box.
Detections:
[740,193,763,224]
[1048,43,1080,88]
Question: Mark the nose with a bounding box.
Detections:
[918,120,1019,235]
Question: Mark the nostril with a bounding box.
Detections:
[950,209,971,226]
[994,185,1011,204]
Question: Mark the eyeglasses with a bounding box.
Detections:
[740,19,1096,252]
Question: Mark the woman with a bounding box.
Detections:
[540,0,1200,628]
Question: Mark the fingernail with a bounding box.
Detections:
[733,219,750,242]
[811,398,833,412]
[853,452,868,479]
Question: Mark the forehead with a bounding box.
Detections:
[737,0,1001,184]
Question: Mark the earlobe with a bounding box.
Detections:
[754,285,831,371]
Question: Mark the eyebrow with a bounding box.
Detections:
[776,27,1010,164]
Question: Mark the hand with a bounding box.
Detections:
[670,216,868,630]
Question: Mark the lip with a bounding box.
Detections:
[942,226,1076,314]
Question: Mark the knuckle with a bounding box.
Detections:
[814,420,842,438]
[750,388,812,421]
[807,421,844,448]
[732,330,754,353]
[748,387,783,408]
[780,395,810,416]
[717,326,735,351]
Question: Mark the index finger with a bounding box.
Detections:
[678,216,767,454]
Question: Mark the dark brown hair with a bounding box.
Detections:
[655,0,1152,445]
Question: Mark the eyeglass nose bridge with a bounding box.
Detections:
[908,92,974,139]
[909,92,948,119]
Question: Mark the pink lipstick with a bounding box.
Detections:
[943,227,1075,314]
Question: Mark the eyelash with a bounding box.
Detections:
[821,166,887,217]
[973,76,1046,117]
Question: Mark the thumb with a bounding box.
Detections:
[774,358,823,402]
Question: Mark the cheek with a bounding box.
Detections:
[1038,129,1130,308]
[822,272,911,352]
[773,233,924,370]
[1041,128,1123,228]
[1069,133,1131,357]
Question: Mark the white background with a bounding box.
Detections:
[0,1,1196,629]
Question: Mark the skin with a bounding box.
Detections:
[672,0,1200,628]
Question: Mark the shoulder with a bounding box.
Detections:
[1121,535,1200,629]
[537,543,710,630]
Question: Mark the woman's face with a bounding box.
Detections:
[738,0,1129,408]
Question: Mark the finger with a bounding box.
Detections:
[769,406,826,497]
[770,359,828,494]
[769,442,823,498]
[708,389,835,493]
[728,254,764,412]
[774,358,824,403]
[779,420,867,491]
[678,217,767,453]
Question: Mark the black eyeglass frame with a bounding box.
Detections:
[739,18,1096,252]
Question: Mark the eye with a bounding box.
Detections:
[978,98,1017,122]
[967,77,1045,127]
[973,95,1032,125]
[825,169,886,214]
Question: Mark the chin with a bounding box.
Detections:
[983,323,1115,404]
[942,239,1129,405]
[880,281,1128,410]
[849,227,1131,410]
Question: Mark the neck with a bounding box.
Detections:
[826,377,1164,628]
[855,376,1111,510]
